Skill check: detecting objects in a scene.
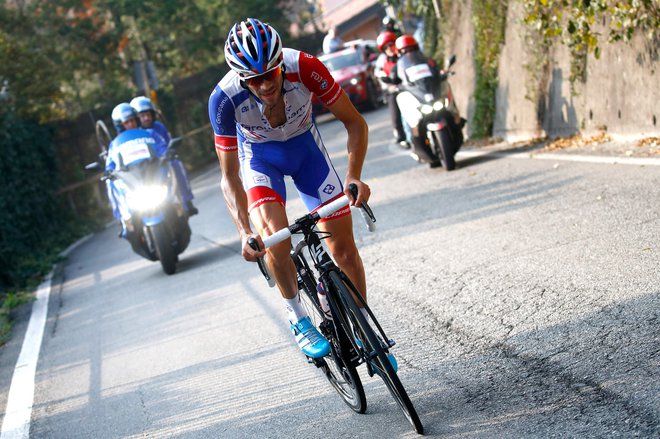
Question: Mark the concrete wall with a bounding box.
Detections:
[443,0,660,140]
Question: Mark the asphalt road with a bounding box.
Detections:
[1,106,659,438]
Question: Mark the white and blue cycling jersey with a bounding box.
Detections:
[208,48,349,220]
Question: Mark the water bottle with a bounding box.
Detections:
[317,282,332,320]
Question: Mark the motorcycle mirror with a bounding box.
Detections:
[446,55,457,69]
[84,162,102,172]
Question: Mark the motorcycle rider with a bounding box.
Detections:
[375,30,406,146]
[389,35,443,167]
[129,96,198,216]
[208,18,396,368]
[106,103,168,257]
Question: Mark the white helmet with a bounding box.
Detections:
[224,18,283,78]
[111,103,137,132]
[130,96,155,113]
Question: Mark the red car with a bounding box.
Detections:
[313,41,384,114]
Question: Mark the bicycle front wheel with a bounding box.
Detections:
[327,271,424,434]
[294,255,366,413]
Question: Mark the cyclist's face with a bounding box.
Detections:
[138,111,153,128]
[245,66,283,106]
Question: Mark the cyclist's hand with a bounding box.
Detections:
[243,234,266,262]
[345,178,370,207]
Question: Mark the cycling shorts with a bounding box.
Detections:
[240,125,349,221]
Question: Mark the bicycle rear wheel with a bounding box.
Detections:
[293,254,366,413]
[327,270,424,434]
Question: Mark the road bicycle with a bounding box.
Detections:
[249,184,424,434]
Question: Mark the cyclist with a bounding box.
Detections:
[130,96,198,216]
[375,30,406,146]
[208,18,371,360]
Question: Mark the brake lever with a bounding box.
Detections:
[348,183,376,231]
[248,237,275,287]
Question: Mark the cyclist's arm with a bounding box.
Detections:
[216,148,265,261]
[209,85,265,260]
[327,92,370,206]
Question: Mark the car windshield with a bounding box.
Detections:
[321,51,361,71]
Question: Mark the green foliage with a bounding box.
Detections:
[523,0,660,85]
[0,109,84,291]
[0,290,33,345]
[1,1,292,121]
[472,0,508,138]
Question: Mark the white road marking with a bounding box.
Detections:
[1,235,92,439]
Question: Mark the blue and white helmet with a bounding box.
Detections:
[111,103,137,132]
[224,18,283,78]
[129,96,154,114]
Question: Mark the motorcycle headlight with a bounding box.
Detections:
[127,185,168,211]
[350,77,359,85]
[420,104,434,115]
[433,101,444,111]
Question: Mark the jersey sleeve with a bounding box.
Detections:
[208,86,238,152]
[297,51,343,107]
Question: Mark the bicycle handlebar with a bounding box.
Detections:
[250,183,376,287]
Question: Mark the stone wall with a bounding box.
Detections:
[444,0,660,141]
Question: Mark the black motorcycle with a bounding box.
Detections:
[395,54,465,170]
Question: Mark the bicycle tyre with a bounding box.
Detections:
[327,270,424,434]
[293,255,366,413]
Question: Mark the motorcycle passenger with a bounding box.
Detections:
[208,18,392,366]
[129,96,198,216]
[106,103,168,257]
[390,35,442,167]
[375,31,406,146]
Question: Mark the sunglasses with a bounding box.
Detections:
[244,65,282,87]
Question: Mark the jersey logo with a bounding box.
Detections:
[320,80,328,90]
[253,175,269,185]
[323,184,336,195]
[311,72,323,82]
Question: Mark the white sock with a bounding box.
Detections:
[284,294,307,323]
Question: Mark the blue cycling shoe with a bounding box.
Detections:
[291,316,331,358]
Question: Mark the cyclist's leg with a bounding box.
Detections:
[248,199,298,300]
[288,127,367,303]
[318,215,367,304]
[243,140,330,358]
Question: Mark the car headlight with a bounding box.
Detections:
[433,101,444,111]
[350,77,359,85]
[127,185,168,211]
[420,104,433,115]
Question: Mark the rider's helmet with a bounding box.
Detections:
[224,18,283,79]
[130,96,155,114]
[377,31,398,53]
[395,35,419,54]
[111,103,138,133]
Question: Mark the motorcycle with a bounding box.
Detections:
[395,54,465,170]
[86,127,191,275]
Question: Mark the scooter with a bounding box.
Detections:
[396,54,465,170]
[86,128,191,275]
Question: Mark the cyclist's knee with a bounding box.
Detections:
[331,243,361,268]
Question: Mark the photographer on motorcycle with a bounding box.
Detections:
[387,35,442,167]
[130,96,198,216]
[375,30,406,146]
